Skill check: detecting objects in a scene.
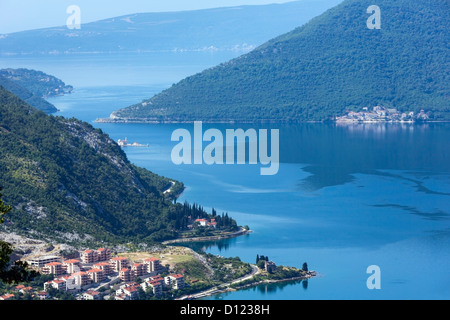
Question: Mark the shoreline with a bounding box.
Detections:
[95,118,450,124]
[179,270,317,300]
[162,227,252,245]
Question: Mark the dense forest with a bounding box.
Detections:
[112,0,450,122]
[0,86,236,246]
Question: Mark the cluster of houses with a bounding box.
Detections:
[192,218,217,229]
[0,248,186,300]
[336,106,430,123]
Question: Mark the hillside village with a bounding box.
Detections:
[336,106,431,123]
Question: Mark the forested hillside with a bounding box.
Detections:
[0,86,232,246]
[112,0,449,122]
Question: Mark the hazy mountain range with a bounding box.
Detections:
[0,0,342,55]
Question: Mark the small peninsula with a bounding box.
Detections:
[0,68,73,114]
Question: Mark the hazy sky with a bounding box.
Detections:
[0,0,299,34]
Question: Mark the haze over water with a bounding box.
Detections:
[2,53,449,300]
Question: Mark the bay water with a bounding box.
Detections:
[1,53,449,300]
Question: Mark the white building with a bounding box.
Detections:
[28,255,60,268]
[165,274,185,290]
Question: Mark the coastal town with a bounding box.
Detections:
[0,242,315,301]
[0,247,184,300]
[336,106,431,123]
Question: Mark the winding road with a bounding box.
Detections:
[177,264,261,300]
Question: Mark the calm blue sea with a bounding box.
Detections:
[1,53,449,300]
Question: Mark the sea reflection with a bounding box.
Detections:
[208,279,307,300]
[278,123,450,192]
[173,235,246,253]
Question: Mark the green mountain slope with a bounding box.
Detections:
[0,86,228,246]
[0,69,73,98]
[111,0,450,122]
[0,75,59,114]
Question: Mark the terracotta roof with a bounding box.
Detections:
[45,262,62,266]
[144,258,159,262]
[94,262,110,266]
[64,259,81,264]
[17,286,32,291]
[53,280,65,284]
[86,290,100,295]
[111,257,128,261]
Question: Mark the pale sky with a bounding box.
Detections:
[0,0,300,34]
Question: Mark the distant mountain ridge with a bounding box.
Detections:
[110,0,450,123]
[0,0,342,55]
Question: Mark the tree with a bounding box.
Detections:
[256,254,260,264]
[0,187,11,224]
[302,263,308,272]
[257,260,266,270]
[0,187,38,284]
